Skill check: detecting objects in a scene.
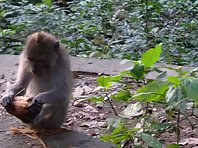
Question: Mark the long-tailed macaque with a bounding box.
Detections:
[1,31,73,129]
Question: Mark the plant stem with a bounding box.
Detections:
[145,102,149,115]
[176,110,180,144]
[142,78,149,115]
[105,94,118,116]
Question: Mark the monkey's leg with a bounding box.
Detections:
[31,105,67,129]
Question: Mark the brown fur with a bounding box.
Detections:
[1,31,73,129]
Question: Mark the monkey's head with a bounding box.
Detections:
[25,31,60,76]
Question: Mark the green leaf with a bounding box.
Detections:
[141,133,162,148]
[133,80,169,102]
[89,96,104,102]
[166,86,186,111]
[142,44,162,67]
[152,123,172,132]
[106,116,122,130]
[101,122,128,144]
[111,75,122,81]
[75,38,86,46]
[181,77,198,102]
[43,0,52,7]
[111,90,132,102]
[130,64,144,80]
[167,76,181,86]
[167,144,180,148]
[119,70,131,76]
[97,76,112,89]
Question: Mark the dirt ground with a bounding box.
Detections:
[67,73,198,148]
[0,57,197,148]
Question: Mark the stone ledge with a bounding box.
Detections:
[0,55,197,80]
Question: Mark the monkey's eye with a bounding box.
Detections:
[28,57,34,61]
[54,41,60,50]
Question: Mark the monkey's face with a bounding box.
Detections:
[25,32,60,77]
[28,56,52,76]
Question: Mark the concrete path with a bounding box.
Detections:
[0,55,196,80]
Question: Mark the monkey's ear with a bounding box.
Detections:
[54,41,60,51]
[37,32,44,43]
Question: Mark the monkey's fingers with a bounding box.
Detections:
[27,100,43,111]
[34,99,44,107]
[1,96,12,107]
[27,97,33,103]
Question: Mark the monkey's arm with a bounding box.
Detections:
[31,69,72,105]
[1,54,32,107]
[27,79,70,126]
[35,89,68,104]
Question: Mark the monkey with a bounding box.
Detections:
[0,31,73,129]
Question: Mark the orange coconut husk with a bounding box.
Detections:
[5,96,41,123]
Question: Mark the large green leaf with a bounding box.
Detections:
[141,133,162,148]
[166,86,186,112]
[111,90,132,102]
[167,76,181,86]
[97,76,112,89]
[130,64,144,80]
[142,44,162,67]
[133,80,169,102]
[181,77,198,102]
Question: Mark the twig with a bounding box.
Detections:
[185,117,194,130]
[180,112,195,130]
[176,110,180,144]
[105,93,118,116]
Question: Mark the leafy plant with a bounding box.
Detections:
[91,44,198,147]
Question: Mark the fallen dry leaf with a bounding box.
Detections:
[83,85,92,94]
[6,81,11,87]
[73,86,84,98]
[96,102,104,109]
[93,86,103,92]
[179,138,198,146]
[73,85,93,98]
[73,101,84,108]
[83,105,99,113]
[0,79,6,85]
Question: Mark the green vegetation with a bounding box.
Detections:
[0,0,197,66]
[1,0,198,147]
[92,44,198,147]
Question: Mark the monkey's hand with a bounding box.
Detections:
[0,92,15,107]
[27,98,44,117]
